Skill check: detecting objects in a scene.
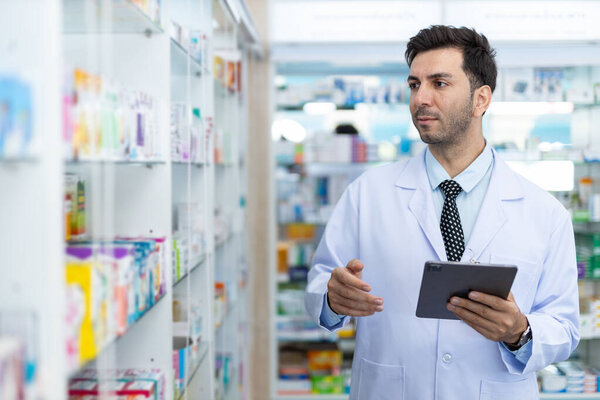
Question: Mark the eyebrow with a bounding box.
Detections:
[407,73,454,81]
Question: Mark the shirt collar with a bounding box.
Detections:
[425,142,493,193]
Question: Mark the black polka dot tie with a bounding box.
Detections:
[439,179,465,262]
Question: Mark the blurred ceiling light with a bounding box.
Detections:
[488,102,574,116]
[272,119,307,142]
[363,76,382,87]
[212,19,220,29]
[303,102,336,115]
[538,141,565,152]
[274,75,286,87]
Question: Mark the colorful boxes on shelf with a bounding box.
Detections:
[170,104,206,164]
[63,68,161,162]
[0,76,34,159]
[69,369,165,399]
[65,238,167,371]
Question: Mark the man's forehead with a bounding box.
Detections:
[409,48,464,78]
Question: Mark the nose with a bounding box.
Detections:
[412,85,433,108]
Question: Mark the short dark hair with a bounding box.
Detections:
[405,25,497,94]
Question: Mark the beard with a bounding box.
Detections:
[412,95,474,146]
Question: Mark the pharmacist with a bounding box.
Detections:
[305,25,580,399]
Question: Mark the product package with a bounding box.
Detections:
[64,68,160,162]
[69,368,165,399]
[65,238,166,372]
[0,76,34,159]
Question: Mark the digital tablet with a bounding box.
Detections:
[415,260,518,320]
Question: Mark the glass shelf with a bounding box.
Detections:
[65,159,167,166]
[573,221,600,234]
[63,0,163,35]
[170,38,203,78]
[173,254,206,288]
[176,343,209,400]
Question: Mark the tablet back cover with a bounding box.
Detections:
[415,261,517,320]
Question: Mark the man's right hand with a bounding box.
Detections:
[326,259,384,317]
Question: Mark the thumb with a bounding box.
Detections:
[346,259,364,278]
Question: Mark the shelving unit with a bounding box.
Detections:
[0,0,260,399]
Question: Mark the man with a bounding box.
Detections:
[305,25,580,399]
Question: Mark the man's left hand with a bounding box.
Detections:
[446,291,528,344]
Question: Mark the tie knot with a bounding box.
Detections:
[439,179,462,200]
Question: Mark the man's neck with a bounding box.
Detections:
[428,135,486,179]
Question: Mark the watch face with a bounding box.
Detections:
[519,326,532,346]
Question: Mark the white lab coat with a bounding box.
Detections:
[305,148,580,400]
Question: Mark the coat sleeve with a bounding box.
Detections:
[500,207,580,374]
[305,183,360,332]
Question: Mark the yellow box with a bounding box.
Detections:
[286,223,316,240]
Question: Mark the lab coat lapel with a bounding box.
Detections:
[396,150,447,261]
[465,149,524,262]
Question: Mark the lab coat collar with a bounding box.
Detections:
[394,147,524,262]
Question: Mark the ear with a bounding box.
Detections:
[473,85,492,117]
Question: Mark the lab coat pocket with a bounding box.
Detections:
[480,377,537,400]
[357,358,404,400]
[490,254,539,313]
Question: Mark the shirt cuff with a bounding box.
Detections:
[320,292,345,329]
[501,339,533,366]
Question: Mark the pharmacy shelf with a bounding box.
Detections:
[573,221,600,234]
[216,232,235,249]
[277,331,338,343]
[278,161,392,176]
[173,254,207,287]
[170,38,204,78]
[0,157,40,164]
[276,315,312,323]
[173,160,208,167]
[63,0,163,34]
[68,292,167,378]
[216,302,237,332]
[177,342,210,400]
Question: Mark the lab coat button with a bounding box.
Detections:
[442,353,452,363]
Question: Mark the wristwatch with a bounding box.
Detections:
[505,324,532,351]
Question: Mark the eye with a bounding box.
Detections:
[435,81,448,87]
[408,82,419,90]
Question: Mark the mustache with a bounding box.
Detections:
[414,108,440,119]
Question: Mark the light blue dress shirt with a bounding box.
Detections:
[319,143,532,364]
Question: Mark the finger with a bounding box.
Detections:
[329,280,383,307]
[449,296,500,323]
[346,259,364,277]
[467,291,510,311]
[451,309,497,340]
[330,301,377,317]
[329,290,384,313]
[446,302,497,332]
[334,267,371,291]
